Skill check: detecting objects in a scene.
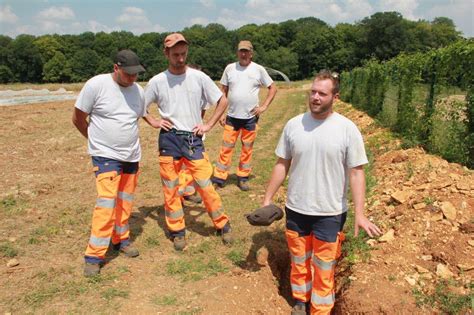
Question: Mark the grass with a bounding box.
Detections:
[101,288,130,300]
[413,280,472,314]
[165,256,228,282]
[0,194,27,215]
[0,242,18,257]
[151,294,179,306]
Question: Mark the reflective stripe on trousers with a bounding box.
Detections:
[213,123,257,181]
[85,168,138,261]
[159,154,229,235]
[286,229,345,315]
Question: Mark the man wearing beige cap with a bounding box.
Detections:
[212,40,277,191]
[144,33,232,251]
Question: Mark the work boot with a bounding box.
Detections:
[217,222,233,245]
[173,236,186,251]
[211,177,224,189]
[237,180,249,191]
[83,262,100,277]
[120,245,139,257]
[183,192,202,204]
[291,302,308,315]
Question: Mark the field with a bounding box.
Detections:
[1,82,472,314]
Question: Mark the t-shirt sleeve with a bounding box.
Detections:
[346,123,368,168]
[259,65,274,87]
[139,86,147,117]
[275,123,292,160]
[202,74,223,105]
[74,80,97,114]
[220,66,229,86]
[144,79,158,111]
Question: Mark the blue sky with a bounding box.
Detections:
[1,0,473,38]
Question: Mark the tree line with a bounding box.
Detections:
[0,12,464,84]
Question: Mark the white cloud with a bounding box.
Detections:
[190,17,210,26]
[116,7,166,34]
[37,6,75,21]
[199,0,215,8]
[0,5,18,24]
[426,0,473,37]
[378,0,419,20]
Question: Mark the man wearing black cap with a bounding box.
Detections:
[72,49,146,277]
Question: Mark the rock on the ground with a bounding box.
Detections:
[391,190,412,204]
[440,202,457,221]
[256,247,269,266]
[7,259,19,268]
[378,229,395,243]
[436,264,454,279]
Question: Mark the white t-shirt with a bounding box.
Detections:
[220,62,273,119]
[275,112,368,216]
[75,73,146,162]
[145,67,222,132]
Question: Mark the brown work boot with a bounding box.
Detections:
[83,262,100,277]
[237,180,249,191]
[120,245,139,257]
[291,303,308,315]
[173,236,186,251]
[217,223,233,245]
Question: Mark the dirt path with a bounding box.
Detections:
[1,83,472,314]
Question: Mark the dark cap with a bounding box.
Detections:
[115,49,145,75]
[164,33,188,48]
[238,40,253,51]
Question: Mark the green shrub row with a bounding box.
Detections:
[340,39,474,168]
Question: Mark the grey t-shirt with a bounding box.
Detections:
[75,74,146,162]
[220,61,273,119]
[275,112,368,216]
[145,67,222,132]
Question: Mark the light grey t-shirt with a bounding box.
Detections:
[220,61,273,119]
[145,67,222,132]
[275,112,368,216]
[75,73,146,162]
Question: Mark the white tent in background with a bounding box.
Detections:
[264,67,290,83]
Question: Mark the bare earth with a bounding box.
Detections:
[0,84,472,314]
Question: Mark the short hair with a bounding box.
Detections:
[314,70,339,94]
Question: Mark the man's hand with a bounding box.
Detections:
[251,105,267,116]
[219,115,226,127]
[193,123,211,136]
[354,214,382,237]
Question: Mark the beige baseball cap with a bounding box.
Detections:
[238,40,253,51]
[164,33,188,48]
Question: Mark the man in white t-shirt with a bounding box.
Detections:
[212,40,277,191]
[72,49,146,277]
[144,33,232,251]
[262,70,381,315]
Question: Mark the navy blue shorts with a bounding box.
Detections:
[285,207,347,243]
[226,116,258,131]
[91,156,138,176]
[159,129,205,160]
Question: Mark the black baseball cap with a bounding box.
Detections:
[115,49,145,75]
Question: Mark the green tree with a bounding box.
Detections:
[431,17,462,47]
[262,47,298,80]
[34,35,62,63]
[8,34,43,82]
[0,65,13,83]
[71,49,100,82]
[43,52,71,82]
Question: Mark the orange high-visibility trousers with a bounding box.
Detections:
[159,153,229,236]
[213,117,257,183]
[178,167,196,197]
[85,158,138,263]
[286,230,345,315]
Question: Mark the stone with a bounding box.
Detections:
[413,203,426,210]
[468,240,474,247]
[416,183,430,191]
[415,265,430,273]
[391,190,412,204]
[392,152,408,163]
[456,182,469,190]
[459,223,474,233]
[440,202,456,221]
[366,239,377,247]
[7,259,19,268]
[379,229,395,243]
[457,264,474,271]
[431,212,443,221]
[436,264,454,279]
[404,276,416,286]
[256,247,269,266]
[421,255,432,261]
